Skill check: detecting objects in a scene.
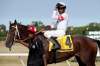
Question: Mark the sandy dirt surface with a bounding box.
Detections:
[0,41,100,66]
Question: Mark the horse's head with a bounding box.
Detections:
[5,20,28,50]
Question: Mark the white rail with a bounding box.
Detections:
[0,53,28,66]
[0,53,28,56]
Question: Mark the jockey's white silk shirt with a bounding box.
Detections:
[44,10,68,38]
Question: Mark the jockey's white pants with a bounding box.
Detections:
[44,30,65,38]
[44,20,67,38]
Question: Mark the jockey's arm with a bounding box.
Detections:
[52,10,59,20]
[52,10,68,21]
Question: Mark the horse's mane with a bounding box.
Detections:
[35,32,46,38]
[17,23,28,28]
[17,23,47,40]
[15,23,29,40]
[36,32,44,35]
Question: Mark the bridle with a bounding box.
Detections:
[10,24,33,41]
[9,23,43,42]
[5,24,21,50]
[11,24,21,40]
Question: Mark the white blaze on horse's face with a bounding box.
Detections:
[11,25,21,40]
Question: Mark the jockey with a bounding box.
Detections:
[44,2,68,38]
[44,2,68,49]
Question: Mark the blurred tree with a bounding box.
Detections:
[70,22,100,35]
[32,21,44,31]
[0,24,6,40]
[0,24,6,32]
[88,22,100,31]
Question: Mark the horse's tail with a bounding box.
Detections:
[93,39,100,49]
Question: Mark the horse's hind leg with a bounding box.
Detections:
[84,51,96,66]
[85,56,96,66]
[86,63,95,66]
[75,53,96,66]
[75,56,86,66]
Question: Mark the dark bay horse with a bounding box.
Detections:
[5,21,100,66]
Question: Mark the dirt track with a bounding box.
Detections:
[0,41,100,66]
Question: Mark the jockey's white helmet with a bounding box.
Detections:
[58,2,66,6]
[56,2,66,9]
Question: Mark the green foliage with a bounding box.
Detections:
[0,32,6,41]
[67,22,100,36]
[0,32,6,37]
[0,24,6,41]
[0,24,6,31]
[32,21,44,31]
[88,23,100,31]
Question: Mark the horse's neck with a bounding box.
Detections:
[18,24,28,40]
[36,32,46,39]
[36,34,49,47]
[21,25,28,30]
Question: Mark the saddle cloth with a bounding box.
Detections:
[49,35,74,52]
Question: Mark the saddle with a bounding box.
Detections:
[49,35,74,52]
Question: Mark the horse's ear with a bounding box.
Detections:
[14,19,17,24]
[9,21,12,25]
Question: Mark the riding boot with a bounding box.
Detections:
[66,36,71,48]
[50,37,61,50]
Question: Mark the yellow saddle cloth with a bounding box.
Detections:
[49,35,74,52]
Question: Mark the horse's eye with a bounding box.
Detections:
[9,27,16,32]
